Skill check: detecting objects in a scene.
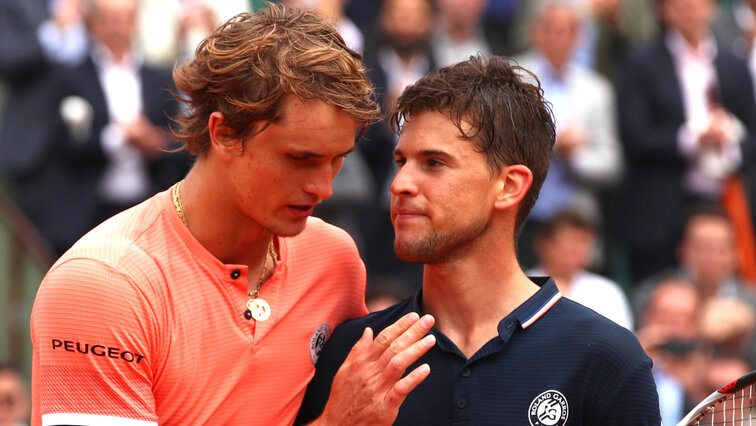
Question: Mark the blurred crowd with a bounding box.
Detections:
[2,0,756,424]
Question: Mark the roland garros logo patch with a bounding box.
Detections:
[309,323,330,365]
[528,390,569,426]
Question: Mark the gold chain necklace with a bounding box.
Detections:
[245,239,278,321]
[172,180,278,321]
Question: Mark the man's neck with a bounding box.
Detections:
[671,28,710,52]
[421,242,538,359]
[180,164,272,268]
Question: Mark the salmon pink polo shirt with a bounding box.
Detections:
[31,187,368,425]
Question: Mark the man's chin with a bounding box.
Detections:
[394,243,431,264]
[270,220,308,238]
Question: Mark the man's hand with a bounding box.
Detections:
[314,312,436,425]
[699,108,737,151]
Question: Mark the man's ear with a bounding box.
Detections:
[494,164,533,211]
[208,111,241,160]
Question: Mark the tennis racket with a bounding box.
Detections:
[677,370,756,425]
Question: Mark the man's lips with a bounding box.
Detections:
[288,204,316,218]
[392,207,426,220]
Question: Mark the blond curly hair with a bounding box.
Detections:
[173,4,380,155]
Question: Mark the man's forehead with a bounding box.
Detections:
[395,132,476,162]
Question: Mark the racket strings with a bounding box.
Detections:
[693,385,755,425]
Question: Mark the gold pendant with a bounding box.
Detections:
[246,298,271,321]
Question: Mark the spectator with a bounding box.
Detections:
[0,362,29,426]
[677,205,756,303]
[529,209,634,330]
[139,0,249,66]
[367,0,437,115]
[432,0,492,67]
[636,204,756,367]
[634,204,756,321]
[699,297,756,367]
[619,0,756,283]
[0,0,87,186]
[636,276,703,426]
[13,0,189,254]
[509,0,658,82]
[516,0,623,269]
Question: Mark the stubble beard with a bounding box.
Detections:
[394,217,489,264]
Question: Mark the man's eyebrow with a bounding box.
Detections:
[394,148,453,159]
[290,147,355,158]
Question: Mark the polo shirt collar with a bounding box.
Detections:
[409,276,562,337]
[514,277,562,329]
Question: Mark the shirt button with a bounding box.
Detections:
[231,269,241,279]
[506,322,515,329]
[456,397,467,409]
[460,367,471,377]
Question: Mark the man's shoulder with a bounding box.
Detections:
[551,297,629,330]
[545,298,644,356]
[52,194,167,276]
[303,215,351,235]
[290,216,361,254]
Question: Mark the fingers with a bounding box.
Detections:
[382,331,435,385]
[342,312,436,385]
[372,320,435,395]
[373,313,434,355]
[385,363,432,408]
[377,314,434,365]
[346,326,374,359]
[371,312,421,353]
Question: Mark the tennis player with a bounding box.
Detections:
[298,55,661,425]
[30,5,435,425]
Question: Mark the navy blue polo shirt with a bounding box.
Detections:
[296,277,660,425]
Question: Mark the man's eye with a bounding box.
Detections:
[287,154,307,161]
[427,159,444,167]
[394,158,406,167]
